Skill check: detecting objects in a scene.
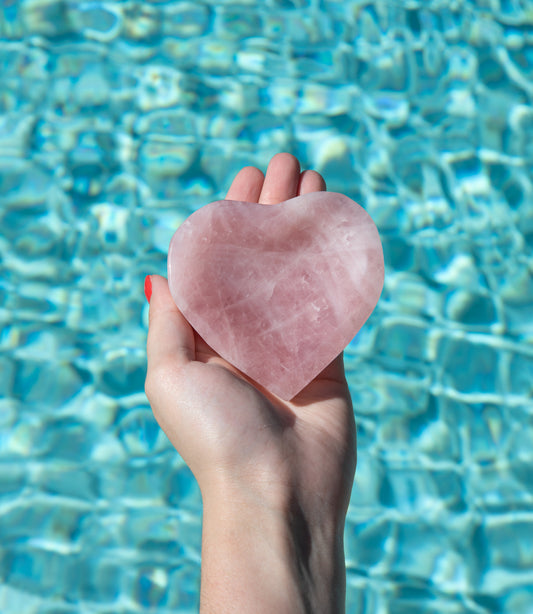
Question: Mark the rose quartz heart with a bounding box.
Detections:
[167,192,384,400]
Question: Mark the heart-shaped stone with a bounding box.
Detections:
[168,192,384,400]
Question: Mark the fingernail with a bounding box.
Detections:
[144,275,152,303]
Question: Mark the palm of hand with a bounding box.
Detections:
[146,154,356,518]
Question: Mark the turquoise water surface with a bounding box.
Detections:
[1,0,533,612]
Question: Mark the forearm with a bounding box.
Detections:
[199,481,346,614]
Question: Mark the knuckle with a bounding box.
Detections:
[144,364,164,402]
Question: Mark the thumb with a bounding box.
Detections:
[145,275,195,375]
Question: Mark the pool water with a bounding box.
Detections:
[1,0,533,612]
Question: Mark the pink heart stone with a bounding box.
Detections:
[167,192,384,400]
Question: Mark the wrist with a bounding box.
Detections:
[200,477,346,614]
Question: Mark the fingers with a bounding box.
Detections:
[259,153,301,204]
[146,275,195,376]
[298,169,326,194]
[224,154,326,207]
[225,166,265,202]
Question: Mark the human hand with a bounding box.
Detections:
[145,153,356,614]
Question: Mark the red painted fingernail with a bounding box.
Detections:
[144,275,152,303]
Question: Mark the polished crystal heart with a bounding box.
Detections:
[168,192,384,400]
